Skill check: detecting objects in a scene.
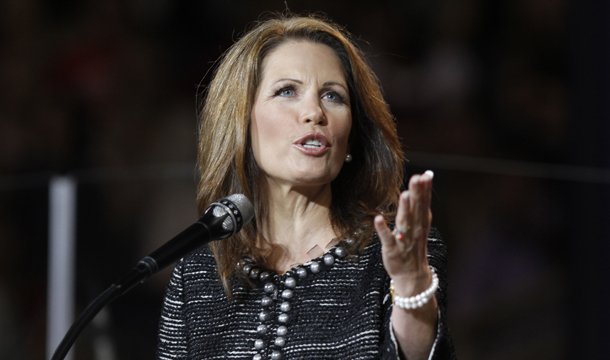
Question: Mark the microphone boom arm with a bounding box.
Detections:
[51,194,253,360]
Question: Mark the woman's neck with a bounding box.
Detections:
[262,181,338,272]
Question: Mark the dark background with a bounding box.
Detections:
[1,0,609,359]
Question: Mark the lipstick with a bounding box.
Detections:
[293,132,331,156]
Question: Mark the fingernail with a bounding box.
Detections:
[424,170,434,179]
[401,191,409,200]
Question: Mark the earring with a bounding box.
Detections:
[345,154,353,163]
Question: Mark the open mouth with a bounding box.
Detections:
[294,132,331,155]
[302,138,324,148]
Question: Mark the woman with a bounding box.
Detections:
[158,14,455,360]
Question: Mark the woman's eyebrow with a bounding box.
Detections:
[272,78,303,85]
[269,78,348,93]
[324,81,348,92]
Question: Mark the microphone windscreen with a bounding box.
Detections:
[225,194,254,229]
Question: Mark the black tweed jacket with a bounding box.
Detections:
[157,228,456,360]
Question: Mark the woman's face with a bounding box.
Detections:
[250,41,352,189]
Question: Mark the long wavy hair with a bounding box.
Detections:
[196,13,404,296]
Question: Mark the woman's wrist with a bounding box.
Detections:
[390,267,437,309]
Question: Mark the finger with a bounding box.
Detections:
[420,170,433,229]
[374,215,396,250]
[418,170,434,257]
[407,174,420,217]
[391,176,418,252]
[395,190,409,232]
[413,171,433,220]
[408,172,432,257]
[408,174,423,230]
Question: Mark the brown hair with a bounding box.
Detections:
[196,13,404,295]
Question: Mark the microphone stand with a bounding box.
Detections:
[52,285,120,360]
[51,194,252,360]
[51,221,214,360]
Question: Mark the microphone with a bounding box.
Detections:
[114,194,254,295]
[51,194,254,360]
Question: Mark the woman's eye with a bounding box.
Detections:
[274,87,295,97]
[323,91,346,103]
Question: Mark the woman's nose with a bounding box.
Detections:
[299,95,327,125]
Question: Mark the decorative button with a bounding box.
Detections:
[335,247,346,258]
[277,326,288,336]
[281,289,293,299]
[278,313,289,323]
[259,271,270,282]
[259,311,270,321]
[261,296,273,307]
[285,277,296,289]
[274,336,286,347]
[264,282,276,293]
[280,301,291,312]
[246,241,344,359]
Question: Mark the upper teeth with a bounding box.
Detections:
[303,139,322,148]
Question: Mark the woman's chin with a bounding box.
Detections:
[267,172,336,190]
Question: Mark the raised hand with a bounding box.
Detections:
[374,170,434,298]
[374,170,438,360]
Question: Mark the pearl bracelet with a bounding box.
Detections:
[390,269,439,310]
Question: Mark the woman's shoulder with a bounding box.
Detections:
[426,227,448,265]
[429,227,443,242]
[175,245,218,278]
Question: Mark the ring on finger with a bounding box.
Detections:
[392,226,410,241]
